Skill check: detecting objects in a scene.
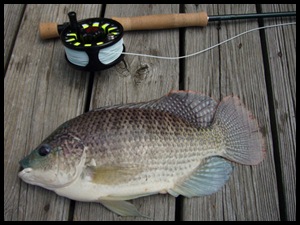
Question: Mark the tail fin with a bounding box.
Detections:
[214,96,266,165]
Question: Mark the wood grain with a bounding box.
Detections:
[72,4,180,221]
[261,4,296,221]
[4,4,295,221]
[4,4,25,70]
[4,4,101,221]
[182,4,279,220]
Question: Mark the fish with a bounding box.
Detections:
[18,90,266,217]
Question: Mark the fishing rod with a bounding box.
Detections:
[39,11,296,39]
[38,11,296,71]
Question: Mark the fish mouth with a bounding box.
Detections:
[18,167,33,179]
[18,167,45,188]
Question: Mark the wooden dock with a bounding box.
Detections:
[4,4,296,221]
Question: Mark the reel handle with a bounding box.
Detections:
[39,12,208,40]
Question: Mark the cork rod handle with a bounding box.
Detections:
[39,22,60,39]
[39,12,208,39]
[112,12,208,31]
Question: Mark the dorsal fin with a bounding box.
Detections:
[93,90,218,128]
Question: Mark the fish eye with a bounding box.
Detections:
[38,144,51,156]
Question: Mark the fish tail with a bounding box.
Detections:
[214,96,266,165]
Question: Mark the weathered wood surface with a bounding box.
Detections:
[260,4,296,221]
[4,4,296,221]
[73,4,179,221]
[183,4,279,220]
[4,4,101,220]
[4,4,25,70]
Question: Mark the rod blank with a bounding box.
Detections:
[209,11,296,21]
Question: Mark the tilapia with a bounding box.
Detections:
[18,90,266,217]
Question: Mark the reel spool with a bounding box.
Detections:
[60,12,124,71]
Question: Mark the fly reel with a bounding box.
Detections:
[60,11,124,71]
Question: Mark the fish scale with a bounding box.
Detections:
[86,109,210,153]
[59,107,214,189]
[19,91,265,217]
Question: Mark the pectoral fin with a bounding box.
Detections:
[99,200,145,217]
[86,165,141,185]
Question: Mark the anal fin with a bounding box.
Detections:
[169,157,233,198]
[99,199,148,218]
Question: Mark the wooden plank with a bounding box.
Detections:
[73,4,180,221]
[261,4,296,221]
[4,4,25,70]
[4,4,102,221]
[182,4,279,220]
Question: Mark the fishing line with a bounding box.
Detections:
[101,22,296,60]
[64,38,124,67]
[47,11,295,71]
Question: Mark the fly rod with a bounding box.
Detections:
[39,11,296,39]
